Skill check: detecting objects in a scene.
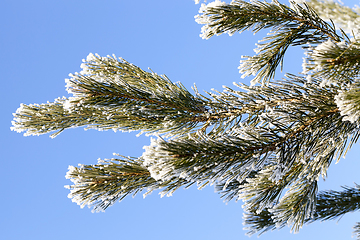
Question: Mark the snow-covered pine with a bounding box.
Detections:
[11,0,360,238]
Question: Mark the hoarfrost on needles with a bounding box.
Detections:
[86,53,97,62]
[142,137,172,181]
[311,39,337,71]
[194,0,227,39]
[80,62,92,75]
[335,91,360,123]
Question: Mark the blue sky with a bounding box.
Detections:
[2,0,359,239]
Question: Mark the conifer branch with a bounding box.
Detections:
[11,55,232,137]
[11,1,360,237]
[304,38,360,85]
[244,183,360,237]
[65,155,191,212]
[11,97,203,138]
[195,0,341,84]
[139,74,359,220]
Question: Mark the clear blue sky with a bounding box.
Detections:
[1,0,359,239]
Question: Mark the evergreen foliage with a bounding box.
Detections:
[11,0,360,238]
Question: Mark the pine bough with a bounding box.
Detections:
[11,0,360,238]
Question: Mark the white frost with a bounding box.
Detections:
[86,53,97,62]
[335,90,360,123]
[142,138,173,181]
[194,0,227,39]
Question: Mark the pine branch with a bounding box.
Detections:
[10,98,95,138]
[244,183,360,236]
[229,108,359,231]
[304,38,360,85]
[66,54,206,112]
[140,74,359,213]
[13,54,360,233]
[11,1,360,237]
[64,54,211,136]
[65,155,191,212]
[195,0,341,84]
[11,54,231,137]
[11,97,204,138]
